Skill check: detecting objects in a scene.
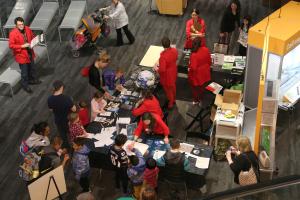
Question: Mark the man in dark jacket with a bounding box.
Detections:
[156,138,189,199]
[9,17,41,93]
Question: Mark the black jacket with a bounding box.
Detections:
[163,150,185,182]
[230,151,260,184]
[220,10,240,33]
[88,64,105,93]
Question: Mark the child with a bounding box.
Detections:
[90,92,107,121]
[40,136,70,171]
[238,15,252,56]
[103,67,126,95]
[72,137,91,193]
[143,158,159,191]
[127,148,146,200]
[69,112,89,143]
[109,134,129,194]
[78,101,90,128]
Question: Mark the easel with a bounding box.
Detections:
[45,175,63,200]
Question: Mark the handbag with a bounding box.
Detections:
[238,154,258,186]
[213,37,228,54]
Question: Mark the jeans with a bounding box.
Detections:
[79,171,90,192]
[116,24,135,45]
[19,62,37,88]
[55,121,70,149]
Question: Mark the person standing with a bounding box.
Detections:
[238,15,252,56]
[184,8,206,49]
[9,17,41,93]
[102,0,135,46]
[188,37,211,105]
[155,37,178,109]
[48,80,76,149]
[88,52,111,98]
[219,0,241,45]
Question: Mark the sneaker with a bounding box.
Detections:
[23,87,33,94]
[192,101,199,105]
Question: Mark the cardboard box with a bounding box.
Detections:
[261,113,276,126]
[214,89,242,115]
[262,98,278,114]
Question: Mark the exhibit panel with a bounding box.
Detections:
[244,1,300,174]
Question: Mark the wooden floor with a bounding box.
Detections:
[0,0,299,199]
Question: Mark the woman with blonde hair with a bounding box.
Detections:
[225,136,260,184]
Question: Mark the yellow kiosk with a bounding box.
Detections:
[244,1,300,174]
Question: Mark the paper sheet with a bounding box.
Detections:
[116,117,131,124]
[124,140,149,156]
[30,34,43,48]
[153,150,166,160]
[94,138,114,147]
[195,157,210,169]
[99,111,112,117]
[179,143,194,153]
[120,128,127,135]
[94,116,107,122]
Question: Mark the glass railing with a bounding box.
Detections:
[198,175,300,200]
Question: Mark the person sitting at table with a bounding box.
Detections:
[188,37,211,105]
[103,67,126,95]
[184,8,206,50]
[132,90,163,118]
[133,112,169,144]
[88,51,112,99]
[68,112,89,143]
[90,92,107,121]
[110,134,129,194]
[78,101,90,128]
[156,138,190,199]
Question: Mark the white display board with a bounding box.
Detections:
[139,45,164,68]
[28,166,66,200]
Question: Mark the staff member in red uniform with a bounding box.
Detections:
[132,90,163,118]
[184,8,206,49]
[134,112,169,144]
[155,37,178,109]
[9,17,41,93]
[188,37,211,105]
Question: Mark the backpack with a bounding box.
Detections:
[19,152,41,181]
[20,140,31,157]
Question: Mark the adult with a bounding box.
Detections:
[155,37,178,109]
[156,139,190,199]
[134,112,169,144]
[226,136,260,185]
[48,80,76,149]
[88,52,111,98]
[219,0,241,45]
[132,90,163,118]
[188,37,211,105]
[8,17,41,93]
[184,8,206,49]
[102,0,135,46]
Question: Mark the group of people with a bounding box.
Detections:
[13,0,260,199]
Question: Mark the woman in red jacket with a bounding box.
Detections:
[132,90,163,118]
[155,37,178,108]
[184,9,206,49]
[188,37,211,104]
[9,17,40,93]
[134,113,169,144]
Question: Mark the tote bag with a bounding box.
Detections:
[238,154,258,186]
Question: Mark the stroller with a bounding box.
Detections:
[70,10,110,57]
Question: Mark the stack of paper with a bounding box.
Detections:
[124,140,149,156]
[206,82,223,94]
[116,117,131,124]
[195,157,210,169]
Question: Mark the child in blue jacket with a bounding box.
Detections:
[103,68,125,95]
[127,148,146,199]
[72,137,91,193]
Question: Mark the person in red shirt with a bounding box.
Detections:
[78,101,90,128]
[155,37,178,109]
[9,17,41,93]
[134,112,169,144]
[184,8,206,49]
[188,37,211,104]
[132,90,163,118]
[143,158,159,191]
